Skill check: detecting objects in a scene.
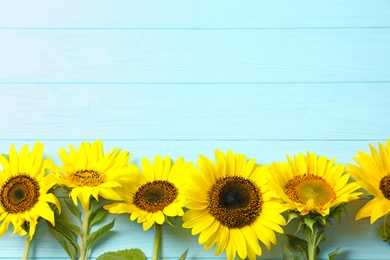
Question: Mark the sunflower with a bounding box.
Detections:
[57,140,137,211]
[104,155,193,231]
[347,141,390,224]
[0,142,60,239]
[182,150,286,260]
[270,151,361,217]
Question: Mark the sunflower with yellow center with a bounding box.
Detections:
[57,140,137,211]
[0,142,60,240]
[104,155,193,231]
[271,151,361,217]
[54,140,138,260]
[271,151,361,260]
[347,141,390,240]
[182,150,286,260]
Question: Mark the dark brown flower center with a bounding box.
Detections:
[379,175,390,200]
[207,176,262,228]
[0,175,40,213]
[285,174,336,206]
[68,169,106,187]
[133,181,178,213]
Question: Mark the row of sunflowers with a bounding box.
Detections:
[0,140,389,260]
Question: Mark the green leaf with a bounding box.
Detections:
[96,249,146,260]
[286,234,308,260]
[178,248,189,260]
[286,211,299,225]
[55,220,81,238]
[64,199,82,221]
[48,224,78,260]
[165,216,177,227]
[303,217,316,233]
[86,219,115,250]
[328,246,342,260]
[89,206,109,228]
[282,245,305,260]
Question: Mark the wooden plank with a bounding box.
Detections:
[0,140,383,167]
[0,140,388,259]
[1,29,389,83]
[0,0,389,28]
[0,85,389,141]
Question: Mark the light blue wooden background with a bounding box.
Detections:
[1,1,390,259]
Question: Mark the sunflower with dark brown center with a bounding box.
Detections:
[104,155,193,231]
[271,152,361,217]
[0,143,60,239]
[182,150,286,260]
[347,140,390,224]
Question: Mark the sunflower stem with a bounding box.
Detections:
[78,205,93,260]
[384,214,389,237]
[22,235,32,260]
[152,224,162,260]
[307,242,317,260]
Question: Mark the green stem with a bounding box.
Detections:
[78,205,93,260]
[303,222,324,260]
[152,224,162,260]
[307,242,317,260]
[22,235,32,260]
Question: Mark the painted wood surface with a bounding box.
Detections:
[0,1,390,259]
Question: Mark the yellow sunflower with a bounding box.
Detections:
[0,142,60,239]
[182,150,286,260]
[347,141,390,223]
[57,140,137,211]
[270,151,361,217]
[104,155,193,231]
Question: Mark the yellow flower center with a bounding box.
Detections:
[0,175,40,213]
[68,169,106,187]
[285,174,336,206]
[133,181,178,213]
[208,176,262,228]
[379,175,390,200]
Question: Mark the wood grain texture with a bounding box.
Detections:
[0,86,389,141]
[1,0,390,28]
[1,30,389,83]
[0,0,389,259]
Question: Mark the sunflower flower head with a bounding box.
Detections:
[0,142,60,239]
[104,155,194,231]
[57,140,137,211]
[271,151,361,217]
[182,150,286,260]
[347,140,390,224]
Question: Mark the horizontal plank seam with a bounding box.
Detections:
[1,27,390,30]
[0,139,387,142]
[2,81,390,85]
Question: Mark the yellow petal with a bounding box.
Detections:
[9,144,19,175]
[198,220,219,244]
[141,157,155,182]
[40,193,61,214]
[0,216,11,237]
[370,198,390,224]
[355,198,379,221]
[153,155,164,180]
[231,228,247,259]
[215,225,229,255]
[154,211,165,225]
